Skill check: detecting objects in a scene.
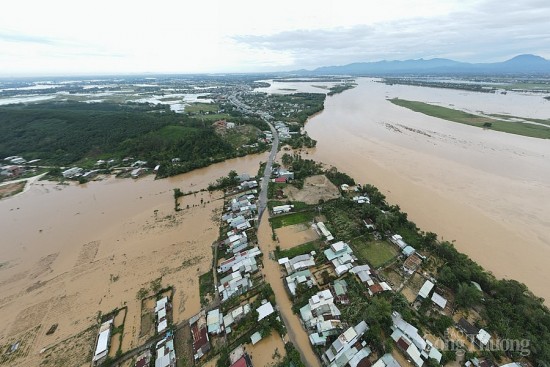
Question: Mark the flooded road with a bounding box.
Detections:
[257,215,321,367]
[305,78,550,302]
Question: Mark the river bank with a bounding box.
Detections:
[305,78,550,303]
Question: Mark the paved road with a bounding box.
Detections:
[257,120,279,223]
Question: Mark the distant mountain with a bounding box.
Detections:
[301,54,550,75]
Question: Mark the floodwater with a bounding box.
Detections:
[305,78,550,302]
[257,215,321,367]
[0,153,267,365]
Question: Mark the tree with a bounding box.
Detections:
[455,282,482,308]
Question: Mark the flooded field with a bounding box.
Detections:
[275,224,319,250]
[246,332,287,366]
[305,78,550,302]
[0,153,267,366]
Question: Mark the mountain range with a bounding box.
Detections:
[297,54,550,75]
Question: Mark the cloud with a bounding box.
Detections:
[0,30,56,45]
[231,0,550,68]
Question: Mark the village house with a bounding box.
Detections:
[218,271,253,302]
[155,297,170,334]
[189,311,211,361]
[330,279,350,305]
[323,321,370,367]
[62,167,83,179]
[280,253,316,274]
[300,289,341,330]
[256,300,275,321]
[324,241,356,276]
[272,204,293,215]
[155,334,176,367]
[217,247,261,273]
[285,269,316,296]
[207,309,223,335]
[223,304,251,333]
[391,311,442,367]
[313,221,334,241]
[372,353,403,367]
[92,319,113,365]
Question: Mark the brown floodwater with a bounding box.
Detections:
[305,78,550,302]
[257,215,321,366]
[0,153,267,365]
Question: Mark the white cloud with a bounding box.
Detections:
[0,0,548,75]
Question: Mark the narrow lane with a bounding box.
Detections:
[257,216,321,367]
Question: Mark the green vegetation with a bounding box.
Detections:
[325,168,356,187]
[350,237,398,268]
[275,240,321,259]
[327,83,356,96]
[489,113,550,127]
[286,133,317,149]
[274,342,306,367]
[207,170,239,191]
[199,271,215,306]
[269,210,316,229]
[184,102,220,114]
[390,98,550,139]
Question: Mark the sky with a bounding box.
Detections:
[1,0,550,76]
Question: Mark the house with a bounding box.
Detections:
[417,280,435,299]
[135,350,152,367]
[476,329,491,348]
[323,321,369,365]
[283,253,315,274]
[207,309,223,335]
[131,168,147,178]
[402,246,416,257]
[390,234,409,249]
[155,336,176,367]
[229,354,253,367]
[223,304,251,331]
[219,271,252,302]
[217,247,261,273]
[368,282,392,296]
[363,218,375,230]
[352,196,370,204]
[403,254,423,275]
[92,319,113,364]
[314,222,334,241]
[62,167,83,179]
[0,165,21,178]
[351,265,372,284]
[274,177,288,183]
[300,290,341,329]
[272,204,293,214]
[189,311,210,360]
[278,170,294,180]
[372,354,402,367]
[431,292,448,309]
[324,241,353,261]
[331,279,349,304]
[256,301,275,321]
[285,269,315,296]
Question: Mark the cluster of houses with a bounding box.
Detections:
[154,297,176,367]
[1,156,41,179]
[272,168,295,184]
[190,172,283,364]
[391,311,443,367]
[274,121,293,140]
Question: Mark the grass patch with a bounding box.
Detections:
[184,102,219,113]
[390,98,550,139]
[350,237,398,268]
[276,240,321,259]
[489,114,550,127]
[270,210,316,229]
[199,271,215,306]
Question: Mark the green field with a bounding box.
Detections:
[276,240,321,259]
[184,102,220,113]
[350,237,398,268]
[390,98,550,139]
[270,211,316,229]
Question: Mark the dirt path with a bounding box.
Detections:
[257,215,321,367]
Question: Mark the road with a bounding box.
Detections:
[230,91,321,366]
[257,119,279,223]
